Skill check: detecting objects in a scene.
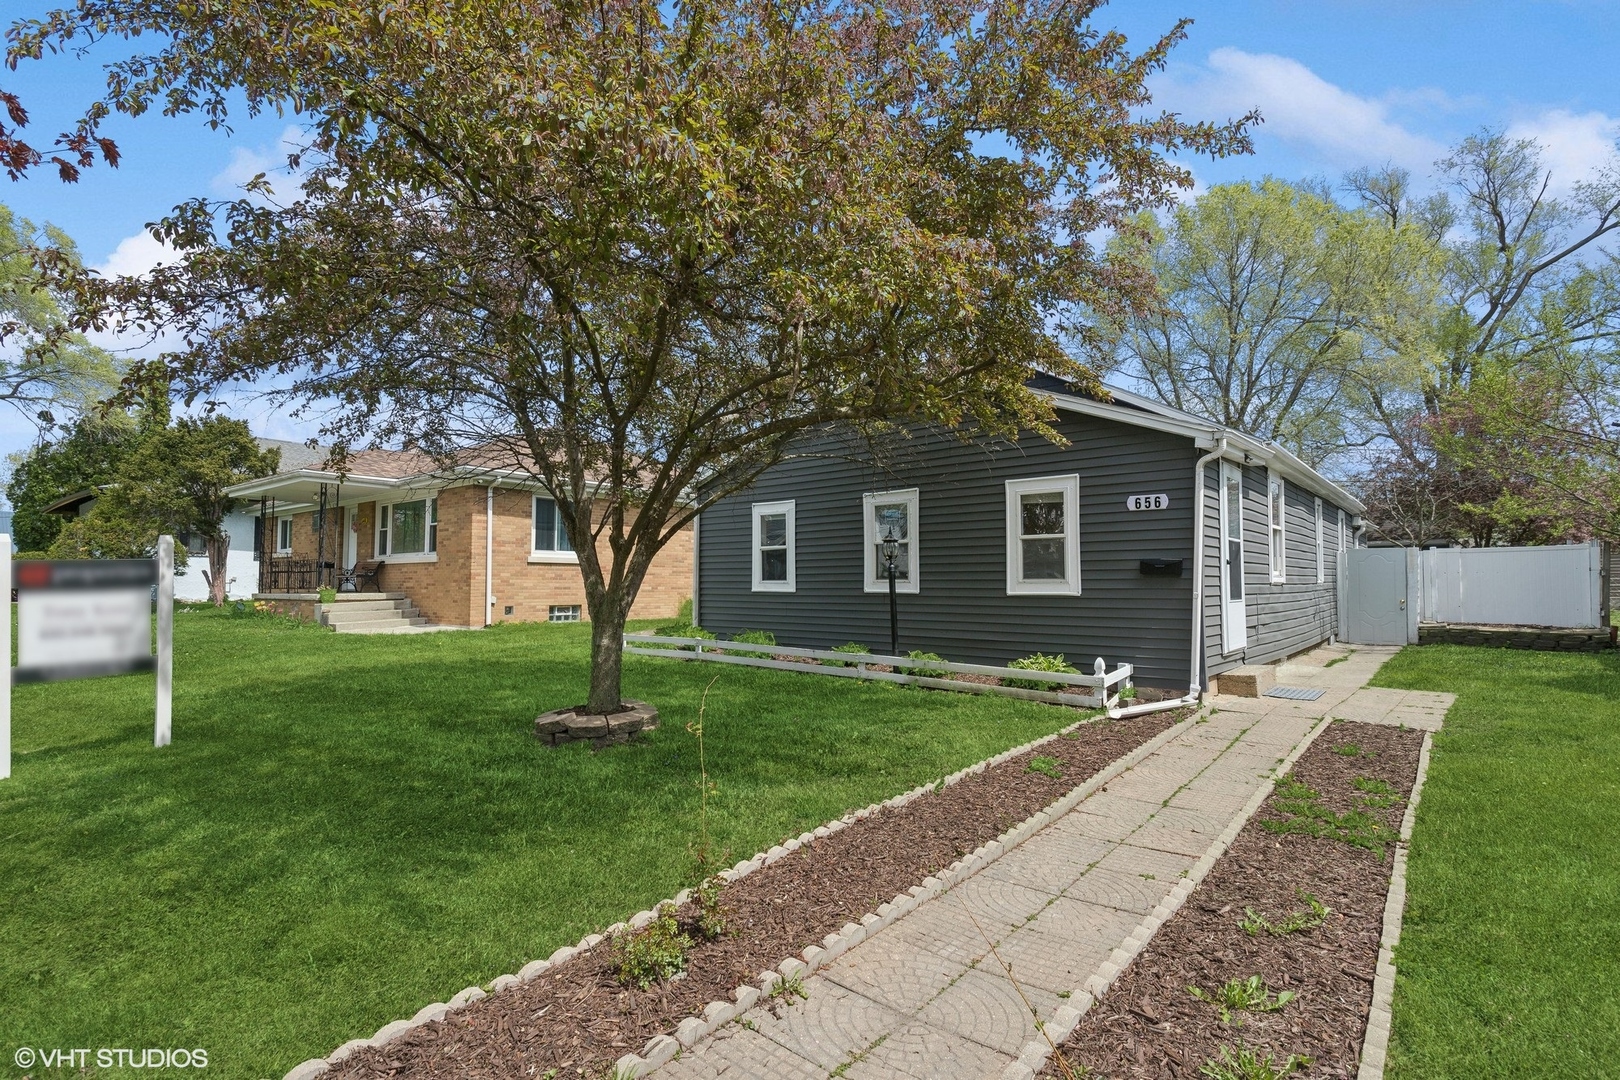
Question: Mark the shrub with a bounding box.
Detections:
[613,903,692,989]
[653,620,716,640]
[695,876,727,941]
[730,629,777,648]
[826,641,871,668]
[1027,755,1064,780]
[677,596,693,622]
[903,650,950,678]
[1004,652,1080,690]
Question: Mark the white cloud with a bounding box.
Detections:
[211,124,307,200]
[1505,108,1620,193]
[1157,48,1446,173]
[95,230,180,279]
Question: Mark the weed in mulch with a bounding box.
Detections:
[1028,754,1065,780]
[1198,1042,1311,1079]
[1186,975,1296,1025]
[1261,772,1399,854]
[1238,890,1330,936]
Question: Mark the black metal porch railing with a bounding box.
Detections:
[258,559,339,594]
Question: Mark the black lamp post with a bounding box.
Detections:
[881,526,900,656]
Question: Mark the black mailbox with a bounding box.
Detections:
[1139,558,1183,577]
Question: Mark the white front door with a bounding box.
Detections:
[1220,461,1248,653]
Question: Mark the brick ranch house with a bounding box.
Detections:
[225,448,693,630]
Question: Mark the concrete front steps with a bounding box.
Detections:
[319,594,443,635]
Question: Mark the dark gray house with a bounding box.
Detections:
[692,383,1364,691]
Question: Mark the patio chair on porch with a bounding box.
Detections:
[341,559,385,593]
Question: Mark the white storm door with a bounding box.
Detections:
[344,507,358,569]
[1220,461,1248,653]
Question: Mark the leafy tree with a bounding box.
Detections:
[4,411,137,550]
[1105,179,1441,468]
[9,0,1252,711]
[1,202,122,428]
[115,417,280,603]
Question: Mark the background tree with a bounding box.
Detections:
[1104,178,1441,468]
[4,411,137,550]
[10,0,1253,712]
[1,202,122,428]
[114,417,279,603]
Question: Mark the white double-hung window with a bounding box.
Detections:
[275,517,294,554]
[863,488,919,593]
[751,500,795,592]
[377,495,439,559]
[1267,471,1286,584]
[1005,475,1081,595]
[532,495,577,561]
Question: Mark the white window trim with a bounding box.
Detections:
[1268,470,1286,585]
[531,494,580,563]
[751,499,796,592]
[1314,496,1325,584]
[1338,509,1348,557]
[862,488,920,594]
[376,493,440,561]
[1005,475,1081,596]
[275,517,293,555]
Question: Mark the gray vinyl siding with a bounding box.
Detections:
[700,411,1351,690]
[698,413,1202,687]
[1201,462,1351,681]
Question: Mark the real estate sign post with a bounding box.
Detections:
[1,535,174,780]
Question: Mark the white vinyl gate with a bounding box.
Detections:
[1342,540,1608,644]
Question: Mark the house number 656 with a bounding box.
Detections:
[1125,494,1169,511]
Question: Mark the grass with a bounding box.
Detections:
[1373,645,1620,1079]
[0,606,1081,1078]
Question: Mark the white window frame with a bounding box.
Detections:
[530,494,580,564]
[862,488,920,594]
[375,493,440,563]
[275,517,294,555]
[1314,496,1325,584]
[548,604,582,622]
[1267,470,1286,584]
[1004,475,1081,596]
[751,500,796,592]
[1338,509,1348,556]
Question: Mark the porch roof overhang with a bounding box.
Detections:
[224,464,573,515]
[225,469,405,514]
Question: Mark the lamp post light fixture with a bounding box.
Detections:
[881,526,900,657]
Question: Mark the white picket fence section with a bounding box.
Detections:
[1419,541,1607,628]
[623,634,1134,709]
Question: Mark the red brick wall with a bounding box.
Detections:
[272,485,692,627]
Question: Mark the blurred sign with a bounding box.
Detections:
[14,559,157,683]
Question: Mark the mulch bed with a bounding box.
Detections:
[329,708,1188,1079]
[1043,719,1424,1079]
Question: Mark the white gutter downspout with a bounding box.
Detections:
[1108,436,1228,720]
[485,484,496,627]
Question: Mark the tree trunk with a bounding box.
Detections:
[206,534,230,606]
[586,596,629,714]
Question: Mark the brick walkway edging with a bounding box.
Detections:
[281,709,1202,1080]
[1356,730,1437,1080]
[998,715,1335,1080]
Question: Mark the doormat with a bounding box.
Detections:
[1265,686,1326,701]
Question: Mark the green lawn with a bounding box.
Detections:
[0,607,1079,1079]
[1373,645,1620,1079]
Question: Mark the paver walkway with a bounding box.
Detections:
[660,644,1452,1080]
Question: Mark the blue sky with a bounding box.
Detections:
[2,0,1617,463]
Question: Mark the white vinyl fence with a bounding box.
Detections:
[1419,541,1607,628]
[624,634,1134,710]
